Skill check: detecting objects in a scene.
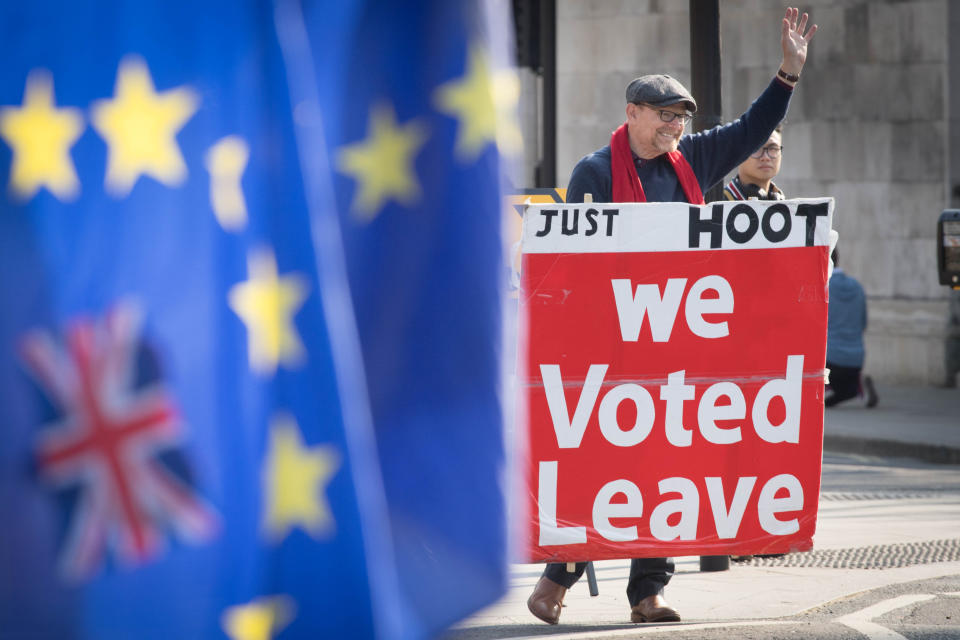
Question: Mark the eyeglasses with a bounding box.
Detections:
[637,103,692,125]
[750,145,783,159]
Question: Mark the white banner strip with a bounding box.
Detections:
[521,198,834,254]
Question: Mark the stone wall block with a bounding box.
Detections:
[866,332,945,384]
[887,183,946,241]
[557,71,599,126]
[893,237,944,299]
[556,123,601,185]
[559,0,655,19]
[819,120,893,183]
[723,0,842,9]
[861,122,894,182]
[852,65,911,121]
[557,15,598,73]
[800,65,854,121]
[867,1,946,64]
[720,8,785,69]
[906,0,947,62]
[806,121,844,179]
[654,11,692,69]
[826,180,891,240]
[789,179,834,200]
[722,67,786,123]
[866,298,952,384]
[829,121,874,181]
[846,236,897,298]
[594,15,661,72]
[801,5,847,65]
[890,121,945,182]
[778,121,815,181]
[907,63,945,121]
[841,4,870,64]
[867,3,906,64]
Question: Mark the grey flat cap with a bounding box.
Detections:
[625,74,697,113]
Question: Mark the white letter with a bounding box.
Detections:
[757,474,803,535]
[592,479,643,541]
[611,278,687,342]
[661,370,695,447]
[541,363,607,448]
[598,383,655,447]
[698,382,745,444]
[538,461,587,545]
[705,476,757,539]
[753,355,803,444]
[649,477,699,541]
[685,275,733,338]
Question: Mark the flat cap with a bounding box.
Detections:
[625,74,697,113]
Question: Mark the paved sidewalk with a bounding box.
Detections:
[822,382,960,463]
[447,383,960,638]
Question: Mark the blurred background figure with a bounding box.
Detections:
[722,123,785,201]
[826,247,879,408]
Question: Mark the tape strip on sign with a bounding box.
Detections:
[521,198,834,254]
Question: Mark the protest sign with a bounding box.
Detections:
[517,198,833,562]
[505,188,568,292]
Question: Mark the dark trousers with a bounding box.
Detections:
[825,362,861,407]
[542,558,674,606]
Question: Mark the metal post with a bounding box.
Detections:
[690,0,730,571]
[585,561,599,596]
[689,0,725,204]
[538,0,556,187]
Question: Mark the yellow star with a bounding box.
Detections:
[336,102,427,221]
[205,135,250,232]
[0,70,84,201]
[262,414,340,542]
[221,596,295,640]
[433,44,522,159]
[228,248,309,375]
[91,56,198,197]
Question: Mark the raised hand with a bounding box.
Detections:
[780,7,817,76]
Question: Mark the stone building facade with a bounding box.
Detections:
[522,0,960,385]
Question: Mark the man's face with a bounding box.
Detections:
[626,102,689,158]
[740,131,782,185]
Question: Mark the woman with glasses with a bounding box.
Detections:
[723,124,785,201]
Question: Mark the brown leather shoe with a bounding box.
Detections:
[526,576,567,625]
[630,594,680,623]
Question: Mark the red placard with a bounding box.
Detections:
[517,199,833,562]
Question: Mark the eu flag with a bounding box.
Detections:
[307,0,516,636]
[0,1,430,637]
[0,0,513,638]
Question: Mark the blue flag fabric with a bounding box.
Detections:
[0,1,425,638]
[309,1,514,635]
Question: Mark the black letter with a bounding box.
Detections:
[726,203,759,244]
[794,203,829,246]
[689,204,723,248]
[536,209,557,237]
[561,208,579,235]
[584,208,599,236]
[602,209,619,236]
[761,203,792,243]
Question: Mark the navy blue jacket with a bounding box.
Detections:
[566,78,793,203]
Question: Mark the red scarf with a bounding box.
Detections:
[610,122,704,204]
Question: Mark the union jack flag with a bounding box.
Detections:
[20,301,219,581]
